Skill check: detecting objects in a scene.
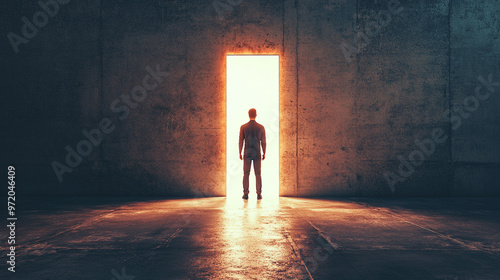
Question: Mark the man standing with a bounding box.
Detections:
[239,108,266,200]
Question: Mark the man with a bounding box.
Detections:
[239,108,266,200]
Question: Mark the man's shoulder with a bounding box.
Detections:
[249,121,265,130]
[241,121,265,130]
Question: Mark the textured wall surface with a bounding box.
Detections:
[2,0,499,196]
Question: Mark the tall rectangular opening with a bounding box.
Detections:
[226,55,279,200]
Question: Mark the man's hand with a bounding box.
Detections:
[239,154,243,160]
[262,154,265,160]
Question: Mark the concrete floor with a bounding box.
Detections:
[8,197,500,280]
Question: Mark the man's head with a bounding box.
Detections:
[248,108,257,120]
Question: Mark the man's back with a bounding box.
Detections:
[239,120,266,158]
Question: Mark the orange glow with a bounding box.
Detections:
[226,54,279,201]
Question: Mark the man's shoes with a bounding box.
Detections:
[257,194,262,200]
[242,194,249,200]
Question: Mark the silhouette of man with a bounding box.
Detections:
[239,108,266,200]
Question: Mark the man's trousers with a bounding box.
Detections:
[243,156,262,195]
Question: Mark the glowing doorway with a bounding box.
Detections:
[226,55,279,201]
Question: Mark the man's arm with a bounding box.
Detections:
[239,126,244,160]
[261,126,266,160]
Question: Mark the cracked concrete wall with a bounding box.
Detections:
[2,0,499,196]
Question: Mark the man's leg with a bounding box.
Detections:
[243,157,251,195]
[253,157,262,195]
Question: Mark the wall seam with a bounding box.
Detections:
[282,0,285,196]
[282,0,285,55]
[99,0,104,194]
[448,0,453,196]
[295,0,299,196]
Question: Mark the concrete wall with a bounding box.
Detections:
[2,0,499,196]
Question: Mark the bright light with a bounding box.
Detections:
[226,55,279,201]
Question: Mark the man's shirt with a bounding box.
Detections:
[239,120,266,158]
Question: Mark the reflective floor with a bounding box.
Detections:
[10,197,500,279]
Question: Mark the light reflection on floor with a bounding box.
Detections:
[14,197,500,279]
[220,197,302,279]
